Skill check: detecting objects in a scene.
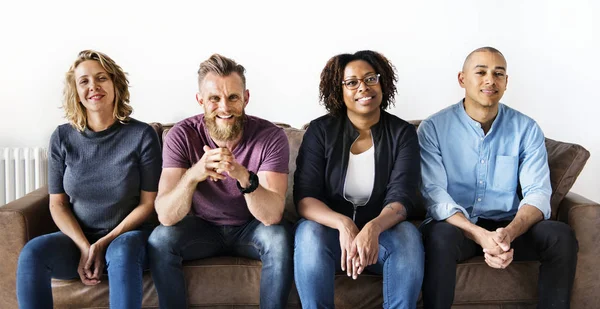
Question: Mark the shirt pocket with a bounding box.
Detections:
[493,155,518,192]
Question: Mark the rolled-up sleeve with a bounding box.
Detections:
[417,120,470,221]
[517,122,552,219]
[293,123,327,209]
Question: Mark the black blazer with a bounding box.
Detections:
[293,111,421,228]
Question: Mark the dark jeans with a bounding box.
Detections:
[16,229,151,309]
[147,216,294,309]
[422,219,578,309]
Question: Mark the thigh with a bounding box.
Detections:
[231,219,293,261]
[367,221,424,274]
[148,216,224,261]
[511,220,577,262]
[20,231,81,279]
[422,220,479,262]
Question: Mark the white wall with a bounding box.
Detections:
[1,0,598,202]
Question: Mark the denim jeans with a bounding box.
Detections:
[294,219,425,309]
[422,219,578,309]
[147,216,294,309]
[16,229,151,309]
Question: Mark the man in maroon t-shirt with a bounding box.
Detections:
[147,54,292,309]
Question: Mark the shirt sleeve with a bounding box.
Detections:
[162,125,193,169]
[383,125,420,218]
[417,119,470,221]
[293,122,327,207]
[517,122,552,219]
[139,126,163,192]
[48,127,66,194]
[257,127,290,174]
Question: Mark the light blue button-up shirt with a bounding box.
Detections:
[418,100,551,224]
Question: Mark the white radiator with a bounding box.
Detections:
[0,148,48,206]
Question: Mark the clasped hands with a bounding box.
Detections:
[477,227,514,269]
[77,238,109,285]
[193,145,247,184]
[339,219,380,280]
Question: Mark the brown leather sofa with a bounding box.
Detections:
[1,121,598,309]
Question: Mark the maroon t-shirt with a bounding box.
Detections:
[163,114,290,226]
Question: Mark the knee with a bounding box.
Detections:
[294,221,332,267]
[18,238,45,267]
[259,224,293,260]
[384,223,424,270]
[294,220,329,248]
[423,221,461,253]
[540,222,578,258]
[147,225,179,253]
[106,233,147,265]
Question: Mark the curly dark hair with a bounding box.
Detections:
[319,50,397,116]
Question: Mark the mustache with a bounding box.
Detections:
[206,111,244,119]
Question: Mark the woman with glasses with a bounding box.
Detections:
[16,50,162,309]
[293,50,424,309]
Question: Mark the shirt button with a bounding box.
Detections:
[480,137,484,141]
[477,198,482,202]
[480,160,485,164]
[479,180,483,184]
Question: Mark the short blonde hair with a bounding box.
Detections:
[63,50,132,131]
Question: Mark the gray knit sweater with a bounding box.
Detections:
[48,118,162,232]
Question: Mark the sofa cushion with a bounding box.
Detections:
[545,138,590,219]
[283,127,305,223]
[50,256,540,308]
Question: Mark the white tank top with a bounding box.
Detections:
[343,145,375,206]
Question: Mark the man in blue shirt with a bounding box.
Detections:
[418,47,578,309]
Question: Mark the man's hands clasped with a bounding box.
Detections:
[192,146,248,184]
[476,227,514,269]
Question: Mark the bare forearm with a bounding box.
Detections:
[155,171,197,226]
[445,212,487,242]
[102,203,154,243]
[504,205,543,241]
[367,202,408,234]
[50,203,89,251]
[298,197,351,230]
[245,185,284,225]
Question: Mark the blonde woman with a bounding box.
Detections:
[16,50,162,309]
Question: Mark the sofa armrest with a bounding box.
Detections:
[556,191,600,309]
[0,186,56,309]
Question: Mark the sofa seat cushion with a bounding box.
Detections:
[50,256,540,309]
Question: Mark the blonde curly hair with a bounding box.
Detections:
[63,50,132,131]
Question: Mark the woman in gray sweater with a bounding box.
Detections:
[16,50,162,309]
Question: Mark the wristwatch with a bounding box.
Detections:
[237,171,259,194]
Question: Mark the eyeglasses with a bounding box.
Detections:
[341,74,380,90]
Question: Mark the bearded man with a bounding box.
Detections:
[147,54,293,309]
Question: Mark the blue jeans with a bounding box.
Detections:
[16,229,151,309]
[147,216,294,309]
[294,219,424,309]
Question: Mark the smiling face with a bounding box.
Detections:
[74,60,116,116]
[459,51,508,110]
[197,72,248,141]
[342,60,383,119]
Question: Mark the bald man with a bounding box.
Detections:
[418,47,578,309]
